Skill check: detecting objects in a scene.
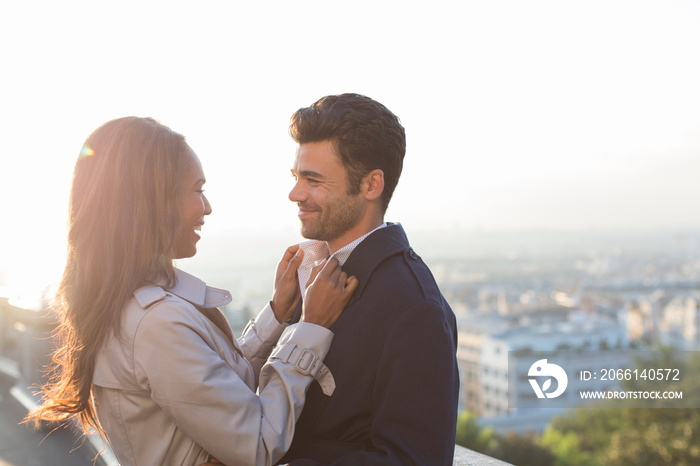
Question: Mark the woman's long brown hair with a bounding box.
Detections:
[27,117,191,434]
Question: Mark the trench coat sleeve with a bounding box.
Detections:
[239,303,288,382]
[133,300,333,466]
[288,301,459,466]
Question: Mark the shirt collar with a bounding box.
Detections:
[298,222,388,269]
[296,223,388,298]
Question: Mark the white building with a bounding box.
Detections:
[659,293,700,350]
[457,312,634,434]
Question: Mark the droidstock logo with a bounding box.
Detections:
[528,359,568,399]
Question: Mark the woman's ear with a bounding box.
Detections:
[363,169,385,201]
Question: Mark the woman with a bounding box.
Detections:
[28,117,358,465]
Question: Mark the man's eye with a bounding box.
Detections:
[308,179,319,185]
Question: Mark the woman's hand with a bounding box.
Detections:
[270,245,304,323]
[301,257,359,328]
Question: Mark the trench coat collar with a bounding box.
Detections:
[134,268,232,309]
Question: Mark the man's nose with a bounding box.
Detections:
[288,181,306,203]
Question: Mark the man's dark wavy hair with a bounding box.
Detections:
[289,93,406,213]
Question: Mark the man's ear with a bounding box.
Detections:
[363,169,385,201]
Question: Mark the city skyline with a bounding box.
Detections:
[2,1,700,293]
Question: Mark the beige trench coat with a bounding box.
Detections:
[93,268,334,466]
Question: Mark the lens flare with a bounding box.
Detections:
[80,145,95,158]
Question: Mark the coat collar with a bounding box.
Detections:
[134,268,232,309]
[341,222,412,299]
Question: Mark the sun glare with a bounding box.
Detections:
[80,145,95,158]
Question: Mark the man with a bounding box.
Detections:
[280,94,459,465]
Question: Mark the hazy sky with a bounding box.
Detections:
[2,0,700,290]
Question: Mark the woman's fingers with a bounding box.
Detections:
[302,257,358,328]
[345,275,360,295]
[271,246,305,323]
[275,244,303,287]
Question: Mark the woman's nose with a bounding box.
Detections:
[203,194,212,215]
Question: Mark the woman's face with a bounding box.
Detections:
[174,147,212,259]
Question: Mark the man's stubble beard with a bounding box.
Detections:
[300,193,365,243]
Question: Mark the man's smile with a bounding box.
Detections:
[297,204,320,219]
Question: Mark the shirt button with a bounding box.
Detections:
[409,249,419,260]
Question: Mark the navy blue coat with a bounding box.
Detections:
[280,223,459,465]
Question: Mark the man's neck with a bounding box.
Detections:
[326,218,384,255]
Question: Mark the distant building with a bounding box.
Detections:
[622,289,700,350]
[624,290,668,345]
[457,311,633,434]
[658,293,700,350]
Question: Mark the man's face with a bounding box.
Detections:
[289,140,364,244]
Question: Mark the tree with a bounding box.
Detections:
[540,425,597,466]
[455,410,497,454]
[490,430,556,466]
[546,350,700,465]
